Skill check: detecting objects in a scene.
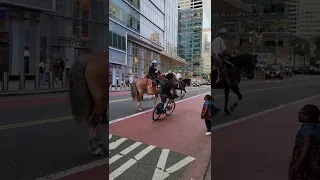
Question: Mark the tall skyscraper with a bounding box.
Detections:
[178,0,203,74]
[289,0,320,38]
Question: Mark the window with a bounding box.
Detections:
[109,31,126,51]
[117,35,122,49]
[109,2,140,32]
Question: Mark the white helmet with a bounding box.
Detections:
[219,28,228,34]
[152,60,158,64]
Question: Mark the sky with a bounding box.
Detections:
[203,0,211,28]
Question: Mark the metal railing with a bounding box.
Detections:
[1,71,69,92]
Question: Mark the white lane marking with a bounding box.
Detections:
[109,142,142,165]
[109,91,211,124]
[34,158,108,180]
[109,138,127,150]
[0,86,207,102]
[152,149,170,180]
[34,82,319,180]
[212,93,320,131]
[110,81,313,124]
[165,156,196,174]
[109,145,156,180]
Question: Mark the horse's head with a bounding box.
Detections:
[233,54,257,79]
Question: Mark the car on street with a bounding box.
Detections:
[265,64,284,80]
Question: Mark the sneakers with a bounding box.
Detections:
[205,132,211,136]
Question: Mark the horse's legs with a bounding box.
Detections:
[229,86,242,112]
[224,87,231,115]
[87,98,107,156]
[137,93,143,111]
[154,94,158,105]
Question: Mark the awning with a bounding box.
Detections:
[160,52,189,66]
[213,0,252,13]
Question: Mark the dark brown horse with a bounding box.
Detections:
[131,73,168,111]
[68,52,108,156]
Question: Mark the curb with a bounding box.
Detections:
[204,159,211,180]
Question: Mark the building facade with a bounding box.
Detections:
[178,0,203,75]
[202,28,211,74]
[109,0,186,86]
[212,0,312,66]
[289,0,320,38]
[0,0,108,75]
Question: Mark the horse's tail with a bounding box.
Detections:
[68,58,91,123]
[130,80,138,100]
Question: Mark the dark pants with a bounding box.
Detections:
[205,119,211,132]
[66,68,70,77]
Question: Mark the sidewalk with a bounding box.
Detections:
[204,160,211,180]
[211,94,320,180]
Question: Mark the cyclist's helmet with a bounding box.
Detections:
[152,60,158,64]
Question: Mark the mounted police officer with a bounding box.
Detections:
[212,28,235,86]
[148,60,161,86]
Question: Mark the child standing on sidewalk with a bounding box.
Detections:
[202,95,213,136]
[289,104,320,180]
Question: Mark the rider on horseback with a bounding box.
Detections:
[149,60,161,87]
[175,70,182,88]
[212,28,235,86]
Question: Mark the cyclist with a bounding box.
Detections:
[160,73,179,111]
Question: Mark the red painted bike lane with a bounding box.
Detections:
[109,94,211,180]
[58,94,211,180]
[211,95,320,180]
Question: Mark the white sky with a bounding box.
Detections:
[203,0,211,28]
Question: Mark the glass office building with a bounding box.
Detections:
[109,0,186,86]
[178,0,203,73]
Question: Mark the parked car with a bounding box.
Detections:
[309,67,320,75]
[265,64,284,80]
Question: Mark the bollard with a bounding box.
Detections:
[2,72,9,91]
[115,85,117,91]
[35,71,40,89]
[49,72,54,88]
[120,84,123,90]
[19,72,25,90]
[109,84,112,91]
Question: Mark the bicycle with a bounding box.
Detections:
[152,98,176,121]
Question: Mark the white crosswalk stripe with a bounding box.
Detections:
[109,134,195,180]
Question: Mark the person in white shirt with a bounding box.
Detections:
[212,28,233,86]
[176,71,182,80]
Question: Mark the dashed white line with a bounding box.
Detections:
[109,138,127,150]
[165,156,196,174]
[109,145,156,180]
[109,142,142,165]
[152,149,170,180]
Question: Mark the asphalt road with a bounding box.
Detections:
[0,86,209,180]
[1,75,320,179]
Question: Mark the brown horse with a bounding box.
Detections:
[68,52,108,156]
[131,74,167,111]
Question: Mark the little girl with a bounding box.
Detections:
[289,104,320,180]
[201,95,215,135]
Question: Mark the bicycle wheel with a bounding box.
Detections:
[165,102,176,116]
[152,107,161,121]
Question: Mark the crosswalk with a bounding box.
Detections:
[109,134,195,180]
